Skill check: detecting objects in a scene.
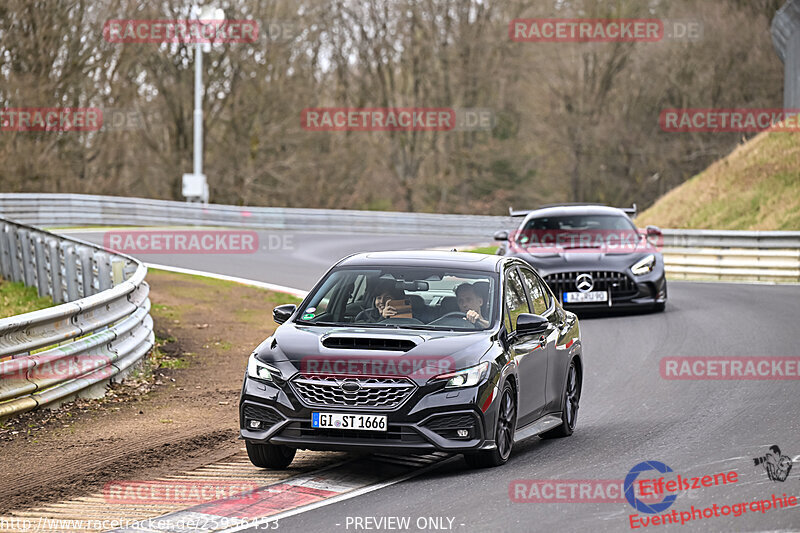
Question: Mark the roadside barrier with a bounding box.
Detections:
[0,214,153,419]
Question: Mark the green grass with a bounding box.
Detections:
[0,277,55,318]
[639,131,800,230]
[157,358,190,369]
[463,246,499,255]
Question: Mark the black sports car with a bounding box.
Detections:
[239,251,582,469]
[495,204,667,312]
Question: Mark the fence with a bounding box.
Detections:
[0,214,153,419]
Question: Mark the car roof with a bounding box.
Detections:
[521,204,632,223]
[336,250,507,272]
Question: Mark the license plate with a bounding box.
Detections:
[563,291,608,303]
[311,412,387,432]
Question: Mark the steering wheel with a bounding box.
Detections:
[429,312,481,329]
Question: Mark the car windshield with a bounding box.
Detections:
[517,214,639,249]
[295,267,499,331]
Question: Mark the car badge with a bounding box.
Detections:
[575,273,594,293]
[340,379,361,393]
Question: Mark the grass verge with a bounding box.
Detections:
[639,131,800,230]
[0,277,54,319]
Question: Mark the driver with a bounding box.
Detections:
[355,282,407,322]
[455,283,489,328]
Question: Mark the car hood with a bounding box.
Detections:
[256,323,494,379]
[509,249,658,276]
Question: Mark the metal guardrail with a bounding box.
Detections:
[0,193,510,238]
[0,215,154,419]
[1,193,799,283]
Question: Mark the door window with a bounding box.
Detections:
[504,269,530,332]
[519,268,550,315]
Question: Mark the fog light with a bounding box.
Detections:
[457,429,469,438]
[249,420,261,429]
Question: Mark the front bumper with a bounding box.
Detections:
[540,268,667,312]
[239,375,498,455]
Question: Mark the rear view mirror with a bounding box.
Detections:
[516,313,549,336]
[398,280,429,291]
[273,304,296,324]
[494,230,509,241]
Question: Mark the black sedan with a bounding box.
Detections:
[239,251,582,469]
[495,204,667,312]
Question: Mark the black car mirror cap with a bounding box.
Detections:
[273,304,297,325]
[493,230,509,241]
[516,313,549,336]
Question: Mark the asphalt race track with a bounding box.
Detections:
[65,229,800,532]
[65,229,482,291]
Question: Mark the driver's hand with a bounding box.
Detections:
[382,305,397,318]
[465,310,479,323]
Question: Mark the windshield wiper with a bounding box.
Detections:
[296,320,349,327]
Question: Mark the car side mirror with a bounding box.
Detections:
[516,313,549,336]
[273,304,296,325]
[646,225,662,237]
[494,230,509,241]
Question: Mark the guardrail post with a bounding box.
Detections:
[34,235,48,297]
[95,251,112,291]
[111,259,125,286]
[18,229,36,287]
[63,243,80,301]
[78,246,94,297]
[8,226,22,283]
[47,238,64,304]
[0,224,11,279]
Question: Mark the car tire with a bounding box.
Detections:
[245,440,296,469]
[653,302,666,312]
[541,359,580,439]
[464,382,516,468]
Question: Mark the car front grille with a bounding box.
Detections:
[290,375,416,410]
[544,271,638,298]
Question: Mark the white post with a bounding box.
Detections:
[193,41,203,180]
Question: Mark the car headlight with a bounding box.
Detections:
[432,361,490,389]
[247,354,279,382]
[631,254,656,276]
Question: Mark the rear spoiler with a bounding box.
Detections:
[621,203,638,218]
[509,203,638,218]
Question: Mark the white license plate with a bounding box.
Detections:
[311,412,387,432]
[564,291,608,303]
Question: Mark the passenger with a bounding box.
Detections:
[355,282,406,322]
[455,283,489,328]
